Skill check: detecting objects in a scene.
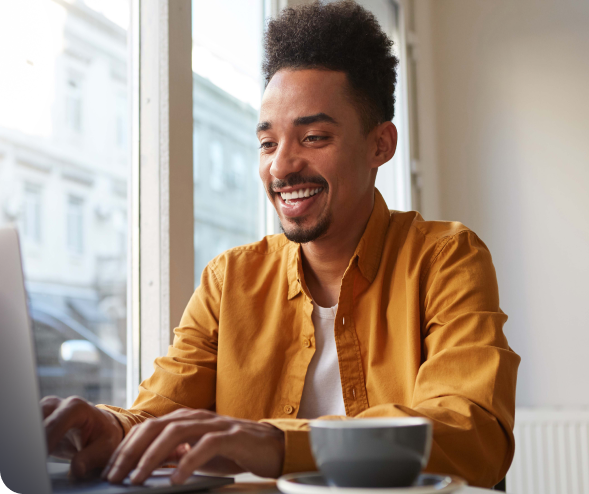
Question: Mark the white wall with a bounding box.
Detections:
[421,0,589,407]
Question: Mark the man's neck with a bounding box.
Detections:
[301,192,374,308]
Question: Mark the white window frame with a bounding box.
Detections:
[128,0,194,404]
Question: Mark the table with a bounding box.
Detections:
[215,473,500,494]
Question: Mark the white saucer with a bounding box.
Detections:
[277,472,466,494]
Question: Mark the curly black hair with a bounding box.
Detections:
[263,0,399,133]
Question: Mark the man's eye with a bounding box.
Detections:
[304,135,327,142]
[259,142,276,149]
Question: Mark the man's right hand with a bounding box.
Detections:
[41,396,124,479]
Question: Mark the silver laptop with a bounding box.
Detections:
[0,226,233,494]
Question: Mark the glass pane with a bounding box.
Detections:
[192,0,266,282]
[0,0,130,407]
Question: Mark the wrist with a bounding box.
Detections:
[102,409,125,444]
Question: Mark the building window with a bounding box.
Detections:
[228,151,246,190]
[209,139,224,192]
[67,195,84,255]
[23,184,42,243]
[65,72,83,133]
[115,93,127,148]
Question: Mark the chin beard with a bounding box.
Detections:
[280,211,332,244]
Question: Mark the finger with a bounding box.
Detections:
[40,396,62,419]
[167,442,191,463]
[70,438,116,479]
[105,420,158,483]
[170,430,240,485]
[101,424,141,479]
[44,397,92,455]
[129,420,228,485]
[103,411,213,477]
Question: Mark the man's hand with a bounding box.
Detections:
[101,408,285,486]
[41,396,124,478]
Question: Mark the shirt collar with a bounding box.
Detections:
[287,188,391,300]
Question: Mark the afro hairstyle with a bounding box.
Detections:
[262,0,399,133]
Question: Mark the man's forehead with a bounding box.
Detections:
[259,69,350,123]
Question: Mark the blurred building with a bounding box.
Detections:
[0,0,261,405]
[193,72,262,283]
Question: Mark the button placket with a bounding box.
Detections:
[336,265,369,416]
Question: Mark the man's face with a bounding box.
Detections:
[257,69,377,244]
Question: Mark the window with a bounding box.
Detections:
[192,0,265,280]
[115,93,128,149]
[65,72,83,133]
[209,138,224,192]
[230,151,247,190]
[0,0,130,407]
[23,184,42,244]
[67,195,84,255]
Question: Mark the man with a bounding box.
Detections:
[42,1,520,489]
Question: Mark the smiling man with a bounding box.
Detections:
[42,1,520,489]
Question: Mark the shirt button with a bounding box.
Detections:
[284,405,294,414]
[303,338,311,348]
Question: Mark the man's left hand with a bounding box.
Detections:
[101,409,285,485]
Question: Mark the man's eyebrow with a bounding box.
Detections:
[256,113,339,135]
[294,113,339,126]
[256,121,271,134]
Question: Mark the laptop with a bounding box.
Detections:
[0,226,234,494]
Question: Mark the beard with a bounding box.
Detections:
[268,173,331,244]
[280,208,332,244]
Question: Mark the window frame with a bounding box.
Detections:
[129,0,194,403]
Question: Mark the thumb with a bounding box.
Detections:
[70,439,115,479]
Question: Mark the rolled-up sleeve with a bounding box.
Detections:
[97,262,222,434]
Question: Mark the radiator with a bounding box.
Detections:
[506,408,589,494]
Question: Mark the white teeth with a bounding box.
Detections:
[280,187,323,201]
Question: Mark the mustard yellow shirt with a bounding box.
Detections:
[99,189,520,488]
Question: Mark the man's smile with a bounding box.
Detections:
[280,187,323,203]
[277,186,325,219]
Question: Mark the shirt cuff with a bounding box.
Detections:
[260,418,317,475]
[96,404,135,437]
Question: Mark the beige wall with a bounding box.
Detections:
[420,0,589,406]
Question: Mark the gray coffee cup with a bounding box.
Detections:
[309,417,433,488]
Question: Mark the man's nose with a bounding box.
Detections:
[269,139,306,180]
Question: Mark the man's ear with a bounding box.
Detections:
[370,121,397,169]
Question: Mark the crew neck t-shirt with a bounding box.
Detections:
[297,301,346,419]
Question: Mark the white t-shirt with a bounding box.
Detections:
[297,302,346,419]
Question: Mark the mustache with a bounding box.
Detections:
[269,174,329,196]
